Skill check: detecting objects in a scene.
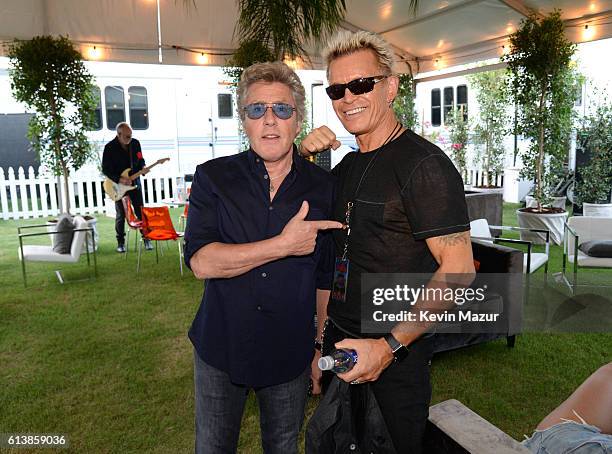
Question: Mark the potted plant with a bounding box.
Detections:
[503,10,581,244]
[467,69,510,190]
[8,36,99,250]
[574,93,612,216]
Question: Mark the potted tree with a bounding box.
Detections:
[467,69,510,190]
[574,94,612,216]
[503,10,581,244]
[8,35,99,249]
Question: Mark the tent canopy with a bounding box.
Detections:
[1,0,611,75]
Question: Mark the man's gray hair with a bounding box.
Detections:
[323,31,395,77]
[236,61,305,124]
[116,122,131,134]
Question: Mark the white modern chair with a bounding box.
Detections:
[469,218,550,274]
[563,216,612,293]
[18,215,97,286]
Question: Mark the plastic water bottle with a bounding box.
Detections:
[318,349,358,373]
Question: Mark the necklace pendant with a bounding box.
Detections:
[269,183,275,192]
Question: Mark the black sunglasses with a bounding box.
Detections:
[243,103,296,120]
[326,75,388,100]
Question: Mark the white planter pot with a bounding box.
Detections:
[582,202,612,217]
[47,216,99,253]
[516,209,568,245]
[525,195,567,210]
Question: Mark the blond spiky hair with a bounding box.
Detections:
[323,30,395,77]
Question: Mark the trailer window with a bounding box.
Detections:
[431,89,441,127]
[89,86,102,131]
[218,93,233,119]
[443,86,454,125]
[105,86,126,130]
[457,85,468,121]
[129,86,149,130]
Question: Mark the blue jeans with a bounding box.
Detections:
[193,350,310,454]
[522,421,612,453]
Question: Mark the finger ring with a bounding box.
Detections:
[351,380,360,385]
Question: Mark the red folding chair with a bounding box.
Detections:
[122,197,144,258]
[138,206,184,275]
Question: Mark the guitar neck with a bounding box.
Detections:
[130,162,160,180]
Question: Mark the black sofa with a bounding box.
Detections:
[432,240,525,354]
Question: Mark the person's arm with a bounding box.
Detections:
[310,288,330,395]
[189,200,343,280]
[102,144,121,183]
[132,140,147,176]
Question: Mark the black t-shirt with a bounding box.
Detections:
[328,129,470,334]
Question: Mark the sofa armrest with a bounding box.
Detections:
[472,241,524,274]
[471,241,524,336]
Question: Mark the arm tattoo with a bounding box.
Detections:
[439,231,469,246]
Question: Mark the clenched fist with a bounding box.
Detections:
[299,126,341,157]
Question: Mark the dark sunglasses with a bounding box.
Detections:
[243,103,296,120]
[326,75,388,100]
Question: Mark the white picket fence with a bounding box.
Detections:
[0,166,184,220]
[464,168,504,188]
[1,165,507,221]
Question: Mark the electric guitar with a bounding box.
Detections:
[103,158,170,201]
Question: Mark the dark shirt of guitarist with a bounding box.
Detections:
[102,122,152,253]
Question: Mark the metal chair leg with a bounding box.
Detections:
[19,239,27,287]
[178,240,183,276]
[137,238,143,272]
[125,229,130,259]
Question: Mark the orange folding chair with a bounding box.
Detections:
[137,206,184,275]
[122,197,144,258]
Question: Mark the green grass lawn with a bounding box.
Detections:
[1,206,610,453]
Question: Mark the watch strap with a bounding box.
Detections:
[384,333,409,362]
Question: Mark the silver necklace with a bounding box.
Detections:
[268,167,291,192]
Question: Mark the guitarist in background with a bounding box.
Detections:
[102,122,153,253]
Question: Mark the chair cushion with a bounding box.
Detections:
[19,245,80,263]
[523,252,548,273]
[53,214,75,254]
[578,240,612,258]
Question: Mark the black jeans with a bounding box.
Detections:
[322,319,434,454]
[115,187,144,245]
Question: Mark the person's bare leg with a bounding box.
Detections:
[537,362,612,434]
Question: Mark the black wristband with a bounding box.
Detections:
[314,340,322,352]
[384,333,409,362]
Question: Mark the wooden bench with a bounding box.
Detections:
[425,399,531,454]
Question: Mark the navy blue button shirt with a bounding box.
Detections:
[184,147,336,387]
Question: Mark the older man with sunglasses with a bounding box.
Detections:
[183,61,342,454]
[300,31,474,453]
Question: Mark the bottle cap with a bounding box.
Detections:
[318,356,335,371]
